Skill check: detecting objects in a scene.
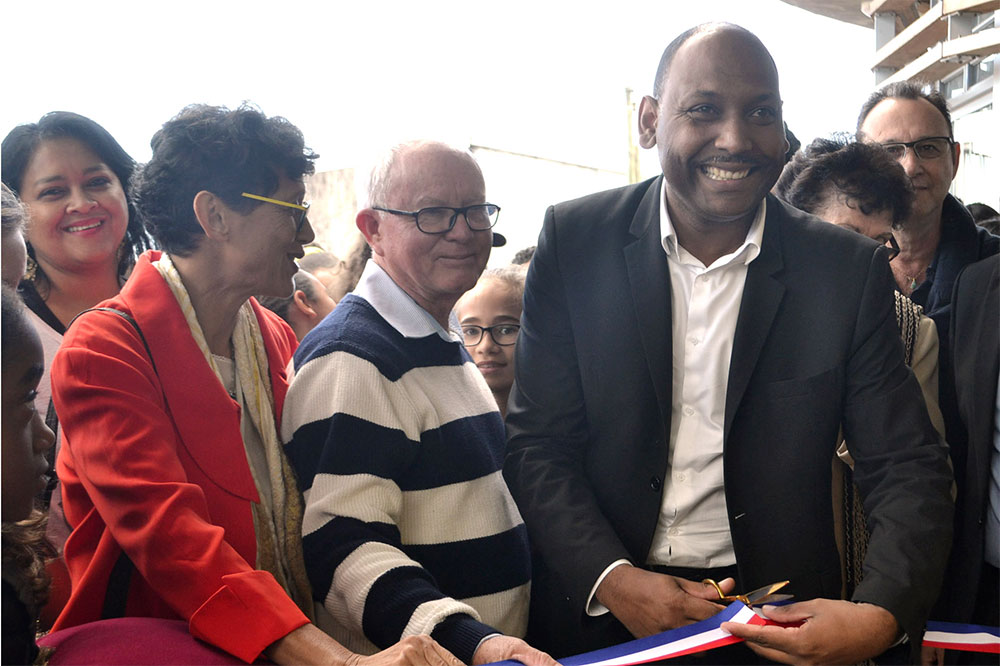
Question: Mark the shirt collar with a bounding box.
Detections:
[352,260,461,342]
[657,178,766,269]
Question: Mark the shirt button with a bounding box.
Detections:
[668,527,679,535]
[677,473,686,482]
[689,337,700,345]
[683,407,695,416]
[649,476,662,491]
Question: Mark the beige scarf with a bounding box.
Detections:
[153,254,313,619]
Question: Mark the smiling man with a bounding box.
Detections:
[504,24,953,664]
[281,141,554,666]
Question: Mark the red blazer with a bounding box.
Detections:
[51,251,308,663]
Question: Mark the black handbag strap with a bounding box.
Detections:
[69,307,157,619]
[70,307,158,375]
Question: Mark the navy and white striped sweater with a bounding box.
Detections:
[282,293,530,663]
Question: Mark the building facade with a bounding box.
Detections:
[782,0,999,208]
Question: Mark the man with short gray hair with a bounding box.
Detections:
[282,141,553,666]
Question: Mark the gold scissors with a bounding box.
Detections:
[702,579,793,607]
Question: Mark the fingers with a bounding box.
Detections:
[473,637,559,666]
[395,635,461,666]
[737,638,797,664]
[716,577,737,595]
[720,622,798,664]
[756,601,814,624]
[430,642,463,666]
[680,576,729,601]
[512,646,560,666]
[687,596,727,622]
[920,644,944,666]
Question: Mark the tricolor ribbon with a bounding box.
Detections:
[923,621,1000,654]
[490,602,764,666]
[489,605,1000,665]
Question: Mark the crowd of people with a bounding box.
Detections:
[2,21,997,666]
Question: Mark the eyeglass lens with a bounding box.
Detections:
[462,324,520,346]
[883,138,950,161]
[417,205,498,233]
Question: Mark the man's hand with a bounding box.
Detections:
[721,599,900,665]
[595,565,733,637]
[269,624,462,666]
[354,635,464,666]
[472,636,558,666]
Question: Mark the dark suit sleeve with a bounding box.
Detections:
[505,205,632,615]
[841,248,954,645]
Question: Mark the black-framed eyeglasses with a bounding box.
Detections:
[879,136,953,162]
[373,203,500,235]
[461,323,520,347]
[241,192,310,233]
[886,234,900,261]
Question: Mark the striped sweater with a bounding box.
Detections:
[282,268,530,664]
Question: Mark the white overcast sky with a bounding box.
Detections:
[1,0,876,179]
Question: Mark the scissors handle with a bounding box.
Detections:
[702,578,726,599]
[702,578,791,606]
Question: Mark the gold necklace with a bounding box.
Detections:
[903,265,930,290]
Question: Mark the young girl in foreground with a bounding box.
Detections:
[2,285,57,664]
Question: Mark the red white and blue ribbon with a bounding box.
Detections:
[923,621,1000,654]
[490,602,765,666]
[488,604,1000,665]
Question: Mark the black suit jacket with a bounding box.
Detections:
[940,254,1000,623]
[504,177,954,657]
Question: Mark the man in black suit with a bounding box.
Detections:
[504,23,954,665]
[937,254,999,656]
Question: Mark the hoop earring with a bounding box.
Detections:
[23,254,38,282]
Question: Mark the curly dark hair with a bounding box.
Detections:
[2,510,53,616]
[1,111,153,287]
[132,103,319,256]
[774,135,913,227]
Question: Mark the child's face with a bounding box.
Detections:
[456,278,522,398]
[2,324,55,522]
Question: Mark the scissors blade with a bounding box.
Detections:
[743,580,791,605]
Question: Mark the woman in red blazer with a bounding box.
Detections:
[48,104,460,666]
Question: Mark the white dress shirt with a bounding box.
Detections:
[587,180,765,614]
[647,180,764,567]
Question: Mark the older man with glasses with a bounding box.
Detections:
[856,82,998,314]
[281,141,554,666]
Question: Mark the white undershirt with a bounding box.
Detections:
[587,180,765,614]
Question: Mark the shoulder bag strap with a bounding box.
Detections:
[67,307,158,619]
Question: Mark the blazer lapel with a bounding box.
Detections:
[122,255,259,503]
[624,177,673,429]
[724,197,786,441]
